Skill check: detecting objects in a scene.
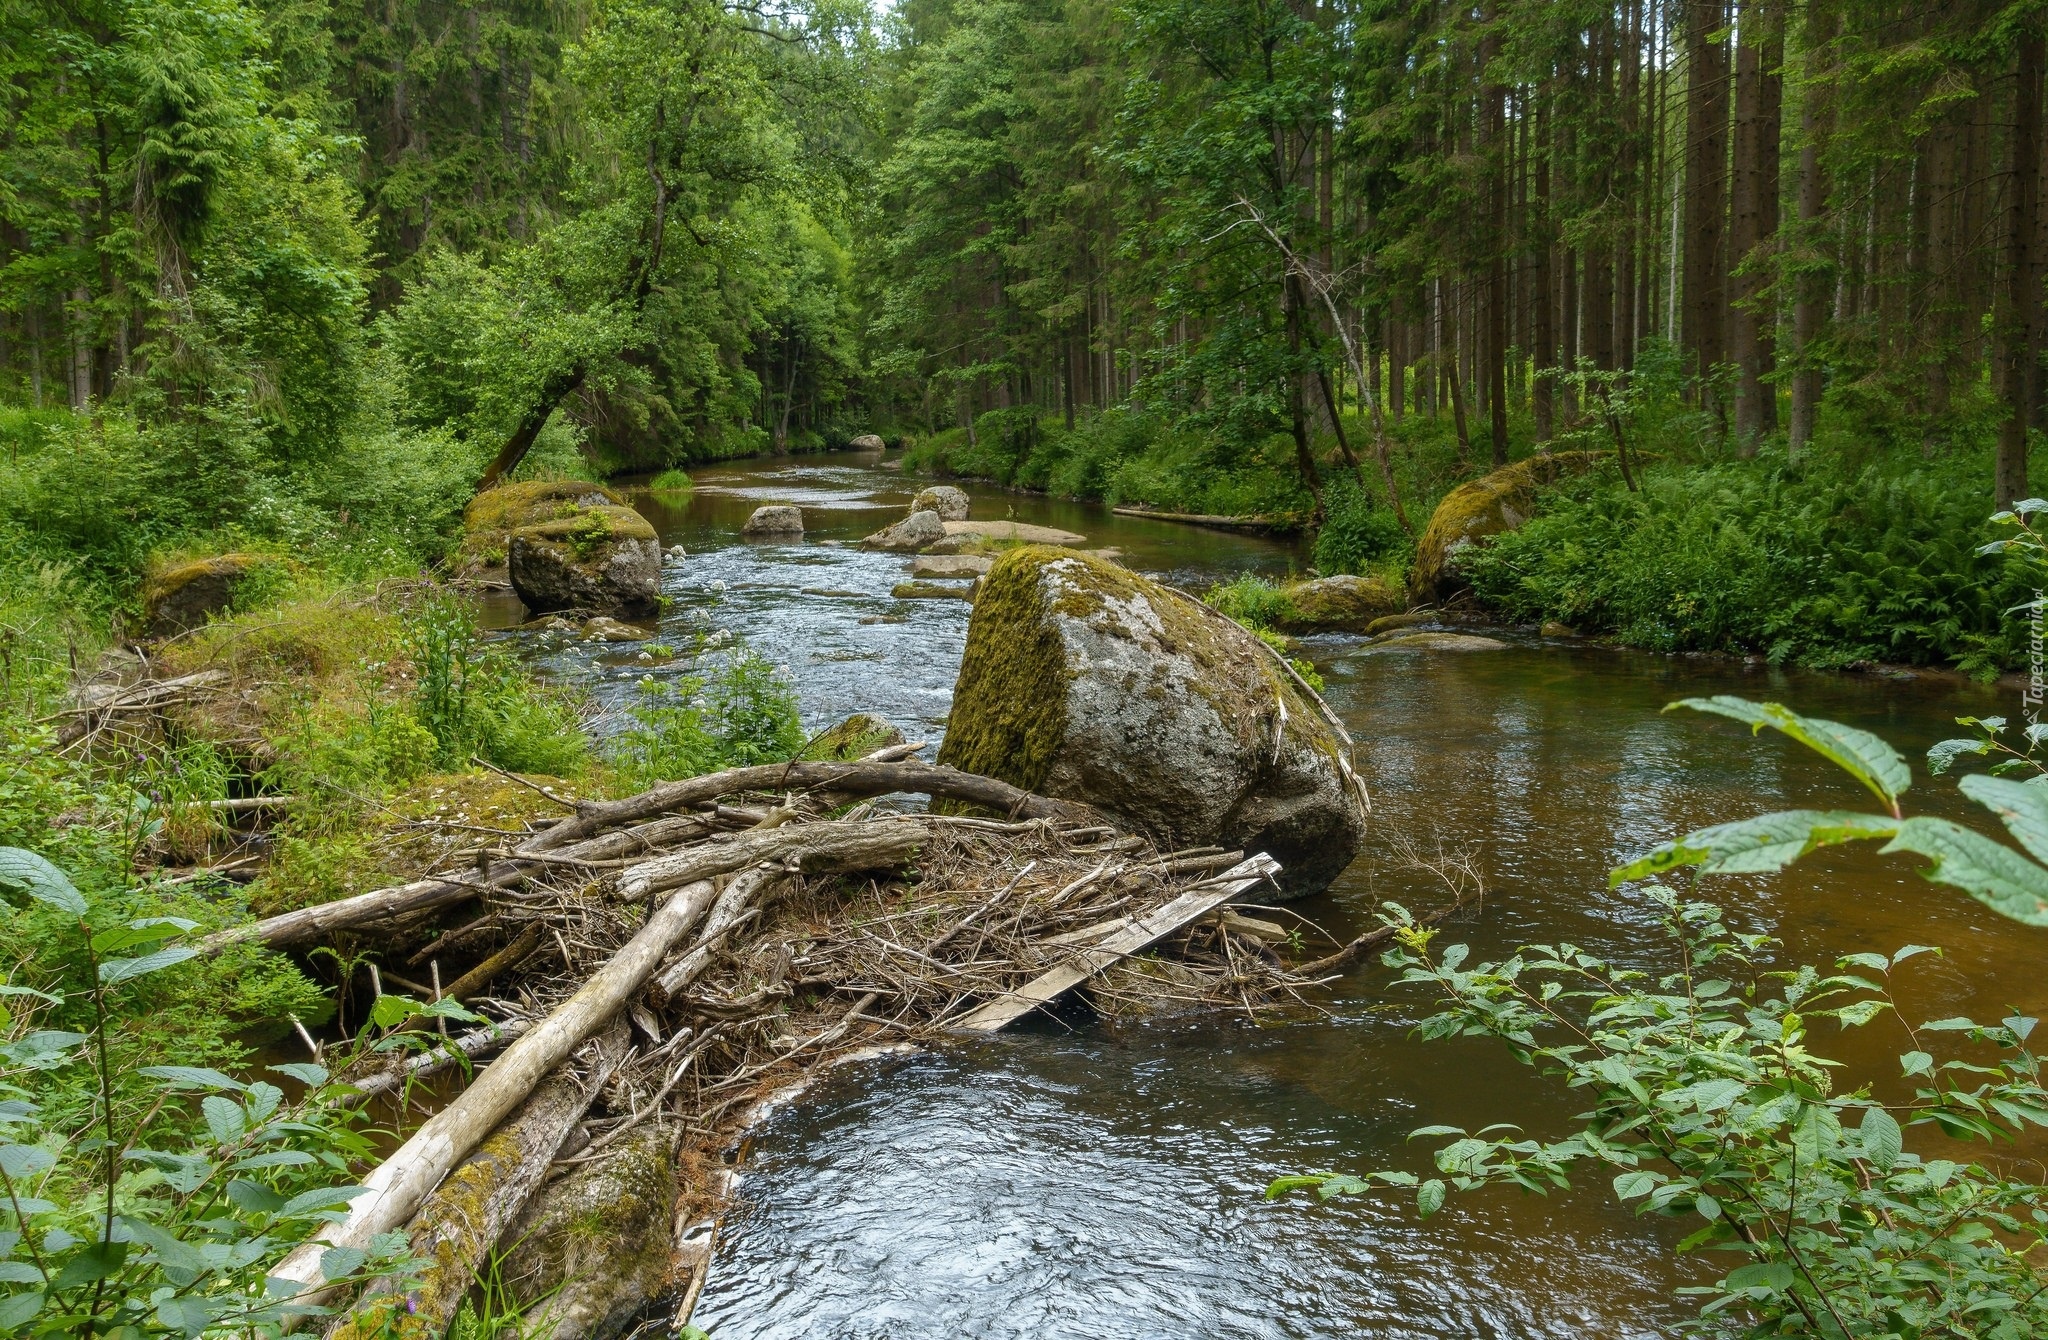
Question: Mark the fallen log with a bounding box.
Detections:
[523,759,1088,854]
[268,878,723,1299]
[614,818,929,904]
[203,811,721,953]
[953,853,1282,1032]
[341,1018,534,1108]
[646,868,787,1007]
[442,922,544,1001]
[332,1022,632,1338]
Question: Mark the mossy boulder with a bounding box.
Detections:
[848,432,887,451]
[1273,574,1403,633]
[141,553,282,637]
[1409,451,1607,602]
[508,505,661,615]
[938,547,1368,896]
[909,485,971,521]
[461,480,625,572]
[503,1129,676,1340]
[1363,632,1509,652]
[807,712,906,760]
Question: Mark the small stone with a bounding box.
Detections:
[1540,620,1577,638]
[858,614,909,625]
[909,485,971,521]
[892,580,976,600]
[741,504,804,536]
[582,616,650,642]
[910,554,993,578]
[862,508,948,552]
[665,544,687,561]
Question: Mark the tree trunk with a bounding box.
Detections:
[1789,3,1833,457]
[1684,0,1732,399]
[1533,91,1555,443]
[1998,26,2046,508]
[1483,6,1510,466]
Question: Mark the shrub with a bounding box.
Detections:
[401,595,589,776]
[1203,573,1297,632]
[1312,473,1411,577]
[609,645,804,788]
[649,468,694,493]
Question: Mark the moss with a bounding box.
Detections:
[512,504,656,547]
[140,552,292,635]
[934,545,1079,793]
[459,479,625,571]
[1274,574,1403,632]
[1409,451,1608,600]
[803,713,904,760]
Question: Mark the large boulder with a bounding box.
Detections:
[910,485,971,521]
[1274,574,1403,633]
[848,433,887,452]
[938,547,1369,896]
[1410,451,1607,602]
[503,1130,675,1340]
[508,505,661,615]
[141,553,282,637]
[742,504,805,536]
[461,480,626,573]
[862,507,948,552]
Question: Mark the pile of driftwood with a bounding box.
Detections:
[185,744,1449,1338]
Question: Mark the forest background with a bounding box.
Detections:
[5,0,2048,688]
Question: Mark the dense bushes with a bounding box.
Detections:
[1462,451,2022,672]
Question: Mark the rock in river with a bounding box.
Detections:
[508,505,661,616]
[938,546,1369,897]
[1363,632,1508,652]
[581,615,649,642]
[910,554,994,578]
[909,485,971,521]
[862,507,948,552]
[848,432,887,451]
[742,504,805,536]
[1273,574,1403,633]
[504,1130,674,1340]
[1409,451,1609,602]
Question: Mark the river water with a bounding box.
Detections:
[498,452,2042,1339]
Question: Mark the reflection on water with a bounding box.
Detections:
[495,453,2042,1339]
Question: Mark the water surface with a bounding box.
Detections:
[502,453,2038,1339]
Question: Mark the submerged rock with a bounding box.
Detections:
[938,547,1368,896]
[938,519,1084,546]
[1364,632,1508,652]
[504,1130,676,1340]
[1274,574,1403,633]
[1540,620,1578,638]
[581,615,649,642]
[508,505,661,616]
[1365,611,1437,637]
[909,485,971,521]
[742,504,805,536]
[862,508,947,552]
[142,553,281,637]
[910,554,993,579]
[892,580,976,601]
[1409,451,1609,602]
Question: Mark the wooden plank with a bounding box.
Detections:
[953,854,1282,1032]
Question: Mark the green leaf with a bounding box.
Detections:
[1610,809,1899,885]
[1959,774,2048,863]
[369,994,426,1029]
[119,1218,208,1277]
[319,1246,368,1280]
[277,1185,370,1218]
[0,1145,53,1178]
[137,1066,245,1092]
[0,849,85,917]
[1860,1106,1902,1171]
[98,946,199,985]
[1668,698,1911,810]
[1881,818,2048,926]
[1928,737,1992,776]
[1415,1179,1446,1218]
[0,1263,39,1285]
[200,1095,245,1144]
[226,1179,286,1214]
[1613,1170,1657,1200]
[156,1295,216,1333]
[50,1240,126,1289]
[0,1291,42,1327]
[268,1062,328,1086]
[1725,1262,1798,1293]
[89,918,196,956]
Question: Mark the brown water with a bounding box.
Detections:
[494,453,2043,1340]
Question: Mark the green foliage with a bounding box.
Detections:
[1462,451,2025,672]
[1203,574,1297,633]
[401,595,588,777]
[1312,474,1410,577]
[648,468,695,494]
[1274,697,2048,1336]
[0,849,414,1337]
[609,643,805,788]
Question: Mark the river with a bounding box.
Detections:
[496,452,2042,1339]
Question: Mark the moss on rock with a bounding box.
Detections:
[141,552,287,637]
[805,712,906,760]
[1408,450,1608,602]
[508,505,661,614]
[503,1129,677,1340]
[1274,574,1403,633]
[460,479,625,572]
[939,546,1368,895]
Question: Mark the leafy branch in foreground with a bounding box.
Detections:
[1273,698,2048,1337]
[0,848,417,1338]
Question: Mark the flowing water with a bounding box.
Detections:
[494,453,2043,1339]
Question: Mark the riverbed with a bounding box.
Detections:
[498,452,2039,1339]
